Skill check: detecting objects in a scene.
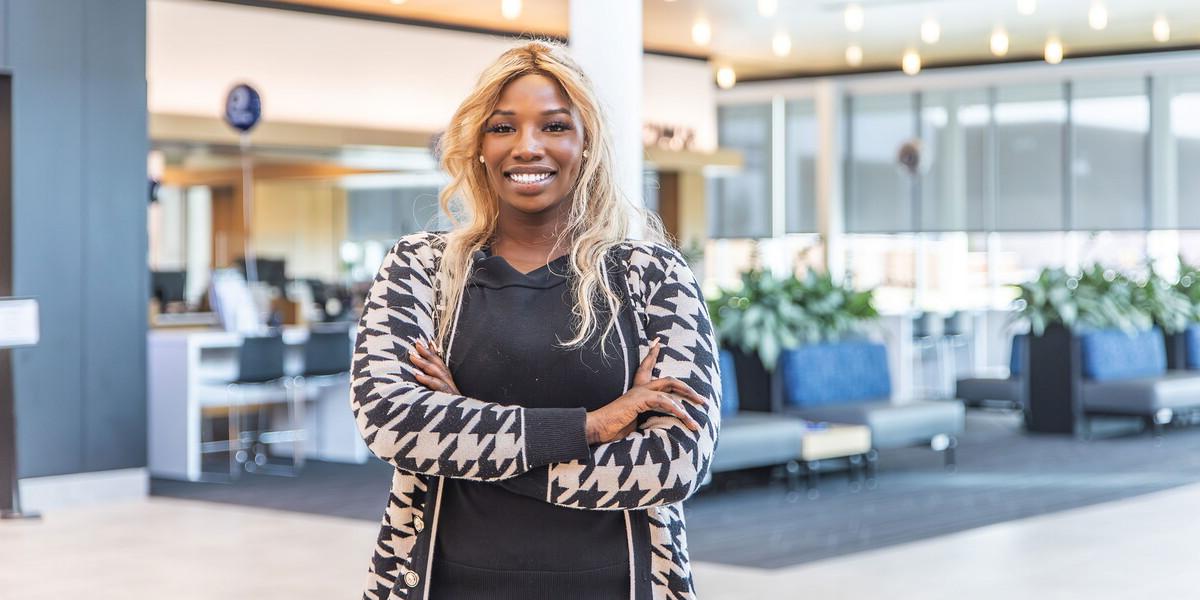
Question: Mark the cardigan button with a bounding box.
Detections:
[404,570,420,588]
[413,516,424,533]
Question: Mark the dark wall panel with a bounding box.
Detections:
[10,0,86,477]
[80,0,148,472]
[9,0,147,478]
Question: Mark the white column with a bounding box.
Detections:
[814,79,845,281]
[569,0,644,237]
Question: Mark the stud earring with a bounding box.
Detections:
[479,155,485,163]
[582,149,589,158]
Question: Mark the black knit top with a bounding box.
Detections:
[430,243,630,599]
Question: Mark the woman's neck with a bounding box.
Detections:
[491,206,572,265]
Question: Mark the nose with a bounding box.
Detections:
[512,125,544,160]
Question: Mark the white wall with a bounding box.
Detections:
[148,0,715,149]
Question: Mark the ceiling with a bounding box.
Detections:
[226,0,1200,80]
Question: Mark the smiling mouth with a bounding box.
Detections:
[505,171,556,185]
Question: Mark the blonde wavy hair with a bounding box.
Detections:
[430,38,668,356]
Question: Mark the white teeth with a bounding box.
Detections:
[508,172,553,184]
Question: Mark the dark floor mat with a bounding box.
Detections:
[151,411,1200,569]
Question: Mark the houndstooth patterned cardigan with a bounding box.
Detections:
[351,231,722,600]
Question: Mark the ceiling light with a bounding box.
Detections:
[921,18,941,44]
[902,50,921,75]
[716,66,737,89]
[1044,37,1064,64]
[692,18,712,45]
[501,0,521,20]
[1017,0,1036,16]
[846,45,863,67]
[1153,16,1171,42]
[758,0,778,18]
[1088,2,1108,30]
[844,3,864,32]
[990,26,1010,57]
[772,32,792,57]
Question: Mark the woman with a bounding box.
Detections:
[351,39,721,600]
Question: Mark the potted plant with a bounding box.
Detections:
[708,267,805,412]
[1165,258,1200,369]
[708,265,878,412]
[1011,265,1153,434]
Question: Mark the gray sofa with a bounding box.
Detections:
[1077,328,1200,434]
[955,334,1025,410]
[776,340,965,466]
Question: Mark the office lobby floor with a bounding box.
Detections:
[151,411,1200,568]
[2,481,1197,599]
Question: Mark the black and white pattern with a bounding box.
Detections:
[351,231,722,600]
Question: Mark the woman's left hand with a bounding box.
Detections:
[408,341,461,394]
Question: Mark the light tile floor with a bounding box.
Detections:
[3,482,1198,599]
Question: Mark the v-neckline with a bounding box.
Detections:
[482,245,569,277]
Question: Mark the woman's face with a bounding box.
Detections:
[480,73,586,216]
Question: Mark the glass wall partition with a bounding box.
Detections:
[710,103,772,238]
[845,93,917,233]
[1071,78,1150,231]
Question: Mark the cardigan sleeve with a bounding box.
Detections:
[349,232,592,480]
[495,244,723,510]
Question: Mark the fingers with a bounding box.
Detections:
[410,341,453,380]
[649,392,701,432]
[633,337,662,386]
[645,377,707,405]
[409,341,458,394]
[412,370,454,393]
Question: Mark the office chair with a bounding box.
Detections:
[198,332,301,481]
[293,324,353,455]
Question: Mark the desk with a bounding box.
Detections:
[148,326,370,481]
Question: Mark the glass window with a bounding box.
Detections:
[920,90,990,232]
[1071,79,1149,231]
[785,99,818,233]
[1170,77,1200,229]
[994,84,1067,231]
[711,103,772,238]
[846,94,916,233]
[347,186,442,242]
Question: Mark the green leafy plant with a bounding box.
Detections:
[787,270,879,344]
[707,268,805,372]
[1174,257,1200,323]
[708,268,878,372]
[1012,265,1152,336]
[1130,263,1194,334]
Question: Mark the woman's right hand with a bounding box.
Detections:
[585,338,708,445]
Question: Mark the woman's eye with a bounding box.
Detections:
[486,124,514,133]
[545,121,572,132]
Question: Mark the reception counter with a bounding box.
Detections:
[148,326,370,481]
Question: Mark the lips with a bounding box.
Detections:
[503,167,557,194]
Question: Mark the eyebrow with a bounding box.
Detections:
[487,107,572,119]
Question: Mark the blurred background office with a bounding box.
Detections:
[5,1,1200,599]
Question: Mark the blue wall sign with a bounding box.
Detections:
[224,83,262,133]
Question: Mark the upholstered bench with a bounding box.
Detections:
[705,350,808,485]
[777,340,965,466]
[1079,328,1200,433]
[956,334,1025,410]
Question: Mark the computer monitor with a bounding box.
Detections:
[234,257,287,292]
[150,270,187,305]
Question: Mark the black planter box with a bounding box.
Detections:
[1024,323,1083,435]
[723,346,784,413]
